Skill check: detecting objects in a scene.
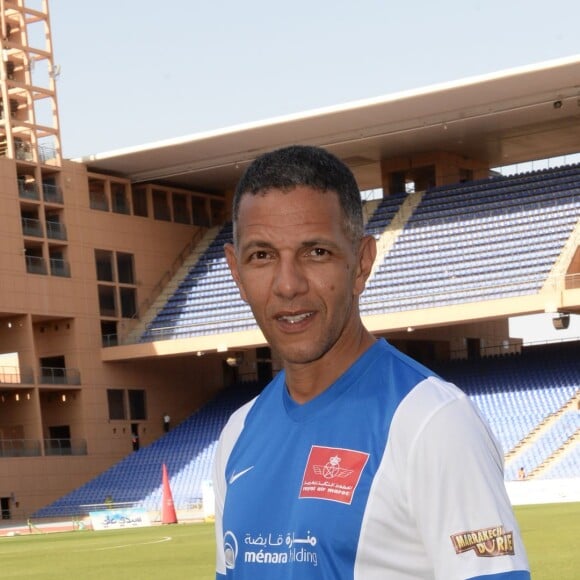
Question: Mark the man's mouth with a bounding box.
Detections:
[277,312,314,325]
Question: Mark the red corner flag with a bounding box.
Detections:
[161,463,178,524]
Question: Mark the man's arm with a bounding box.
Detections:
[407,381,530,580]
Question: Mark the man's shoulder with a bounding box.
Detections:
[360,339,446,401]
[221,376,283,435]
[369,341,470,430]
[376,339,443,381]
[222,396,258,434]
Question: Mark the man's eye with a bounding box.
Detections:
[309,248,329,257]
[250,250,270,260]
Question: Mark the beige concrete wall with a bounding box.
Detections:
[0,157,231,516]
[380,151,489,194]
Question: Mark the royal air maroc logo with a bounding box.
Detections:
[451,525,515,557]
[314,455,353,479]
[299,445,369,505]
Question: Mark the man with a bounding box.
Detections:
[213,145,530,579]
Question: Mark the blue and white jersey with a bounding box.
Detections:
[213,339,530,579]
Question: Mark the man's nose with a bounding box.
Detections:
[273,257,308,299]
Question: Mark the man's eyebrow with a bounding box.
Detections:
[300,239,344,252]
[239,240,274,254]
[240,238,340,252]
[301,238,338,247]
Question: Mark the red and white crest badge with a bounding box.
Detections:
[299,445,369,504]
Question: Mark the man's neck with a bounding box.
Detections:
[284,328,376,404]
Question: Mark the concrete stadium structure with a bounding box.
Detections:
[0,0,578,519]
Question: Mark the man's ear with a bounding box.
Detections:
[224,243,248,302]
[354,235,376,296]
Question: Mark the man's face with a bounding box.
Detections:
[225,185,375,368]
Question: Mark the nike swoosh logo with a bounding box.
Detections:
[229,466,254,484]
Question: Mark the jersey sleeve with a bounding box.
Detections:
[405,379,530,580]
[212,427,228,579]
[212,399,256,578]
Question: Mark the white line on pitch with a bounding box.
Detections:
[94,536,173,550]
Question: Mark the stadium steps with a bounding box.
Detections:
[362,198,383,223]
[502,405,580,479]
[432,341,580,480]
[529,428,580,479]
[138,222,255,341]
[368,189,424,281]
[504,394,580,467]
[541,214,580,293]
[124,225,221,343]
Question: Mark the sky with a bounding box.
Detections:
[49,0,580,159]
[47,0,580,342]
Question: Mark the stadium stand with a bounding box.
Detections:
[139,223,253,341]
[33,382,262,518]
[138,164,580,341]
[504,411,578,480]
[361,164,580,313]
[34,341,578,518]
[434,341,579,480]
[538,433,580,479]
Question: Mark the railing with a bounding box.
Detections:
[102,333,118,347]
[0,439,88,457]
[46,221,67,240]
[49,258,71,278]
[15,141,33,161]
[25,255,48,275]
[565,272,580,290]
[0,366,34,384]
[0,439,41,458]
[113,227,208,345]
[21,217,43,237]
[361,270,573,313]
[153,207,171,221]
[192,214,211,227]
[43,183,64,204]
[144,312,257,340]
[39,145,58,164]
[90,196,109,211]
[133,271,579,345]
[39,367,81,385]
[44,438,87,456]
[18,181,40,200]
[143,227,207,315]
[407,192,579,228]
[112,199,130,215]
[99,306,117,317]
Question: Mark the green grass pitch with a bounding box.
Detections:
[0,503,577,579]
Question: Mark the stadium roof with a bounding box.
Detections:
[80,55,580,194]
